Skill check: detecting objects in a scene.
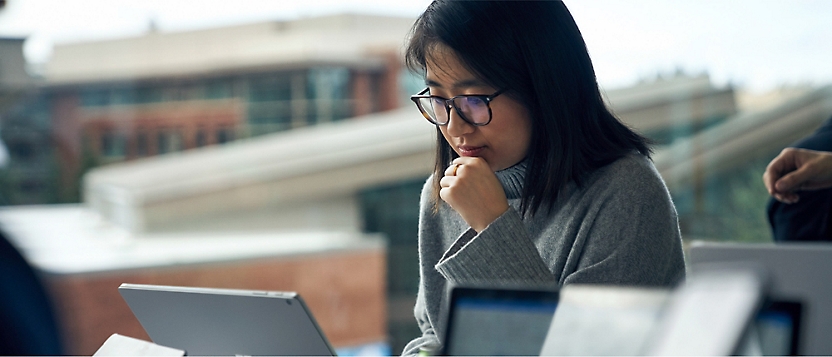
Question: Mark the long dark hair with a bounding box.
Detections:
[405,0,651,217]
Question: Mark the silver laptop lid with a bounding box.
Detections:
[689,241,832,355]
[646,264,767,356]
[118,283,336,356]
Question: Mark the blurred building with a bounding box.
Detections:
[0,37,48,205]
[6,14,420,204]
[1,14,418,355]
[604,73,736,146]
[3,11,832,355]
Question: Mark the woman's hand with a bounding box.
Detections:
[439,157,510,232]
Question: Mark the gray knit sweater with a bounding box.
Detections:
[401,153,685,356]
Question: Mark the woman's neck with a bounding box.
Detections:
[494,160,527,199]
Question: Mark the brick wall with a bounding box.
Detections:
[43,248,387,355]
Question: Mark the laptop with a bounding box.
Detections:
[689,241,832,355]
[539,285,671,356]
[118,283,336,356]
[645,263,768,356]
[440,285,559,356]
[752,299,802,356]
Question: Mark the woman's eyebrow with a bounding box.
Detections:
[425,79,442,87]
[424,78,489,89]
[452,79,488,89]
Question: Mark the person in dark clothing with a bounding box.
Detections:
[0,230,63,355]
[765,116,832,241]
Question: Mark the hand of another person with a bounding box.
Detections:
[763,148,832,203]
[439,157,510,232]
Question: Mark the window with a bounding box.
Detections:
[249,74,291,102]
[195,128,207,147]
[101,131,126,157]
[307,67,351,123]
[216,127,234,144]
[248,73,294,134]
[137,86,163,104]
[307,67,350,101]
[111,86,136,105]
[157,129,183,154]
[136,131,149,156]
[80,88,109,107]
[157,131,168,154]
[205,79,232,99]
[249,108,292,133]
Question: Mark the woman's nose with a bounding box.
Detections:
[445,105,475,137]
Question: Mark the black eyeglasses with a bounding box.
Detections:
[410,87,506,126]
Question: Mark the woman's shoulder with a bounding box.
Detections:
[603,152,658,175]
[418,174,439,212]
[585,153,669,197]
[420,174,435,197]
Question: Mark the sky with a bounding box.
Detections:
[0,0,830,92]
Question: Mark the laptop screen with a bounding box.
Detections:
[443,287,559,356]
[754,300,802,356]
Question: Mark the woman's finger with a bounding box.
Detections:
[444,163,462,177]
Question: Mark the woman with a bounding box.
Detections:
[402,0,685,355]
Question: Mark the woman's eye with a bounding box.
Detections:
[465,97,483,105]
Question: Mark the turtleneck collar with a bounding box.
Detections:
[494,159,527,200]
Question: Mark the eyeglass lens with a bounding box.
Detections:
[419,96,489,125]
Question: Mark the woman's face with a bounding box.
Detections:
[425,45,533,172]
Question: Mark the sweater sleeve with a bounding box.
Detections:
[401,177,448,356]
[401,285,441,356]
[434,208,558,285]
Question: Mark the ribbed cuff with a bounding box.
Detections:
[434,208,555,284]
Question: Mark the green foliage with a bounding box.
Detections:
[675,154,777,243]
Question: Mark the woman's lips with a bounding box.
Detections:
[458,146,485,156]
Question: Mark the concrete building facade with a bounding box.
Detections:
[11,14,417,204]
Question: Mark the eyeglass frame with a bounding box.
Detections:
[410,87,506,126]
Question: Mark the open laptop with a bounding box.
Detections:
[752,299,802,356]
[118,283,336,356]
[689,241,832,355]
[539,285,671,356]
[645,263,769,356]
[440,285,559,356]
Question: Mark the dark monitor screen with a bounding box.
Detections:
[442,287,559,356]
[754,300,802,356]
